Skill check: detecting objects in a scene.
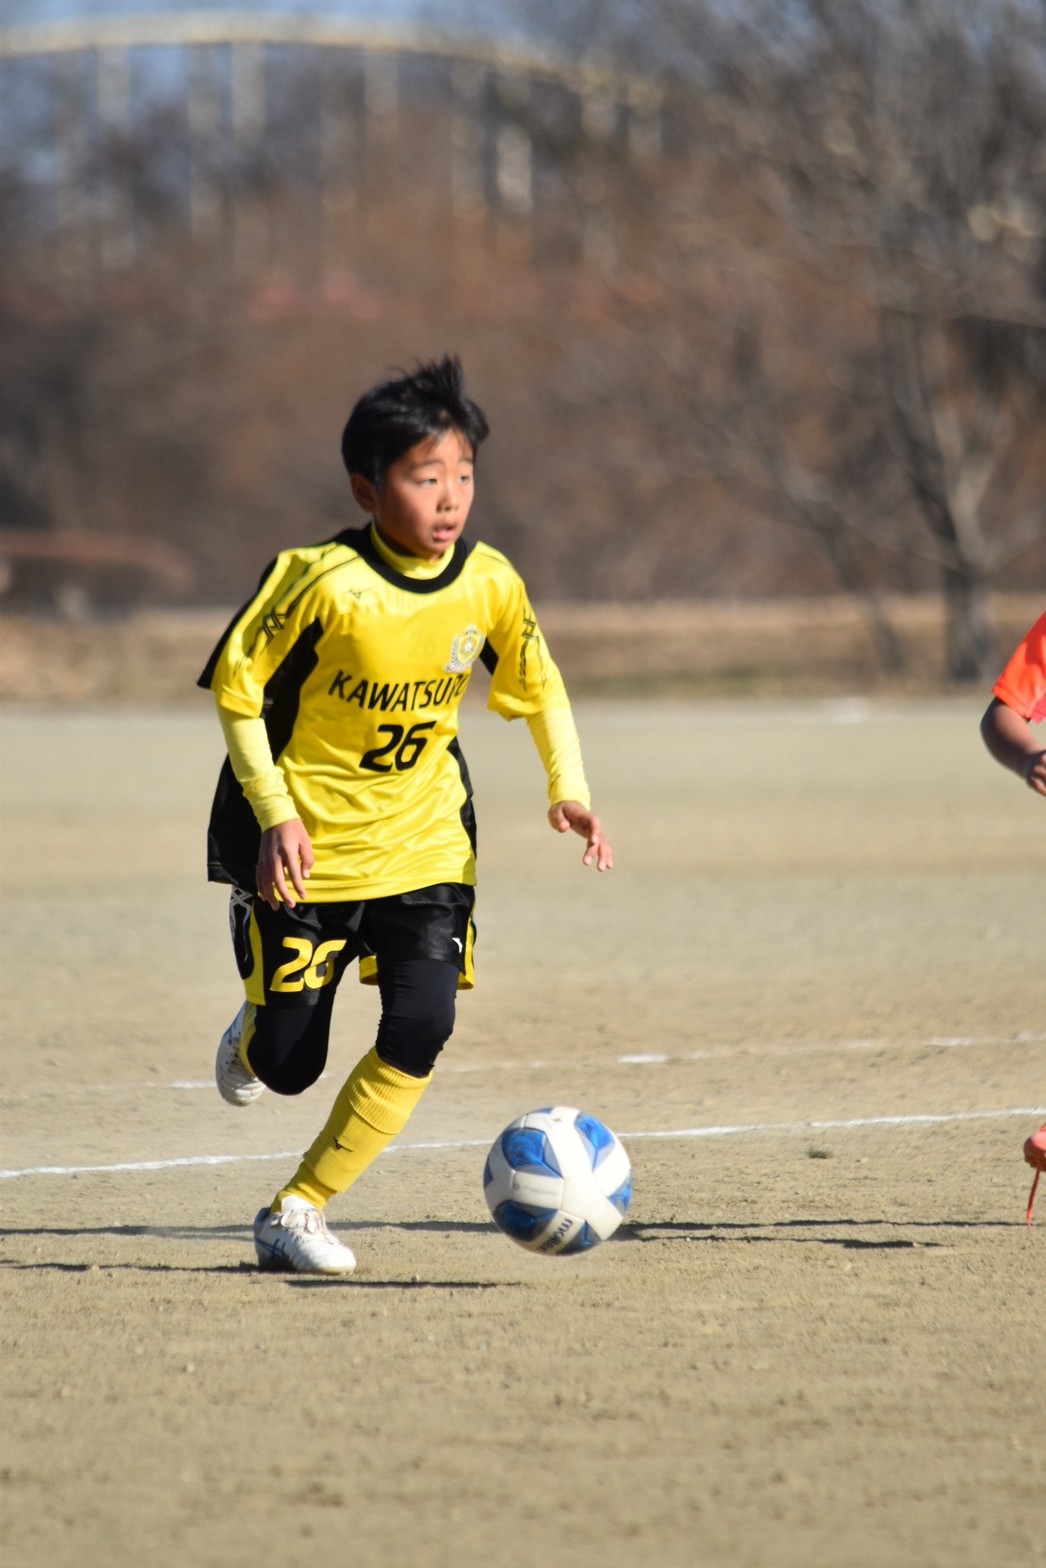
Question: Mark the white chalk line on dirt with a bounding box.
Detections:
[2,1106,1043,1183]
[129,1028,1046,1094]
[1,1031,1041,1107]
[455,1031,1046,1074]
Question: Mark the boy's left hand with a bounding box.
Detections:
[548,801,614,871]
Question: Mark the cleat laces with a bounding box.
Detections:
[277,1203,334,1244]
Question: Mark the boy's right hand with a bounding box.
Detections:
[257,818,315,910]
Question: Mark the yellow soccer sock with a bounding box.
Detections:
[276,1047,432,1209]
[272,1169,338,1212]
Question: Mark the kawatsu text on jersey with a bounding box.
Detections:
[326,672,472,711]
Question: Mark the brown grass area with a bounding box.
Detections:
[0,593,1041,705]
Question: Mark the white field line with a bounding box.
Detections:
[463,1031,1046,1074]
[0,1030,1041,1106]
[1,1106,1043,1183]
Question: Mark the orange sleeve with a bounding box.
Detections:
[992,611,1046,723]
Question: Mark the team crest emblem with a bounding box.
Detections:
[444,625,485,674]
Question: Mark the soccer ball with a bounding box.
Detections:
[483,1106,632,1255]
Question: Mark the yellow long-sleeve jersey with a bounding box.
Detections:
[199,522,590,900]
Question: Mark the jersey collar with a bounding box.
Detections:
[336,522,474,595]
[369,522,456,579]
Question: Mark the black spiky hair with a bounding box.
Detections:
[340,354,490,485]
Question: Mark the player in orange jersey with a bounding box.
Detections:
[979,610,1046,1221]
[980,608,1046,795]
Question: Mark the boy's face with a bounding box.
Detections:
[350,426,476,562]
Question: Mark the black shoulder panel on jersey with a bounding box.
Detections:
[196,529,360,690]
[197,552,282,691]
[204,618,324,887]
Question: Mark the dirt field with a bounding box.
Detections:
[1,693,1043,1568]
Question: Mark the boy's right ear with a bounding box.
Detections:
[349,473,378,515]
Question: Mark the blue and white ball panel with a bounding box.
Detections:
[500,1124,563,1178]
[483,1106,632,1255]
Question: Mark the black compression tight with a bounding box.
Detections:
[245,958,459,1095]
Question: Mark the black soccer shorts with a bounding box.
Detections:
[228,881,477,1011]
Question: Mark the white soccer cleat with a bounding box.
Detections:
[253,1196,357,1275]
[215,1002,266,1107]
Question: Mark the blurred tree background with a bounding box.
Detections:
[1,0,1043,681]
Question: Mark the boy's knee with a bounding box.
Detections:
[374,958,459,1077]
[247,1006,329,1095]
[376,1012,454,1078]
[375,996,456,1078]
[254,1055,324,1096]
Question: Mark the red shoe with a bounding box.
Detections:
[1024,1124,1046,1227]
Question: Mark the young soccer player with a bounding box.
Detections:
[199,355,613,1273]
[978,608,1046,1222]
[979,608,1046,796]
